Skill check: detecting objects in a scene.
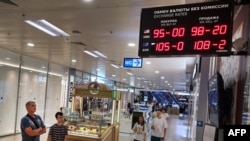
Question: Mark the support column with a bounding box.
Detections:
[195,57,210,141]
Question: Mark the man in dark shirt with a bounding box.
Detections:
[20,101,46,141]
[47,112,68,141]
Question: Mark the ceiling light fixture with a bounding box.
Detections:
[71,59,77,63]
[128,43,135,47]
[84,0,92,2]
[25,19,70,37]
[111,64,120,68]
[127,72,133,75]
[93,51,107,58]
[84,50,98,58]
[27,43,35,47]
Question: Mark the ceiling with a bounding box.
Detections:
[0,0,205,91]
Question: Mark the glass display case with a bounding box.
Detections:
[65,82,121,141]
[65,110,112,137]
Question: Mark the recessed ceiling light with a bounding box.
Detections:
[27,43,35,47]
[127,72,133,75]
[155,70,159,73]
[96,68,100,71]
[123,79,126,81]
[5,58,10,60]
[161,76,165,79]
[111,64,120,68]
[84,50,98,58]
[146,61,151,64]
[71,59,77,63]
[25,19,70,37]
[93,51,107,58]
[112,74,116,77]
[128,43,135,47]
[41,66,46,69]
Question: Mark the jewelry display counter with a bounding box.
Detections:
[65,82,121,141]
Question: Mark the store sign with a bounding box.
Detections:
[74,88,115,99]
[88,82,100,95]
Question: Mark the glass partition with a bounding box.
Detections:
[15,56,48,133]
[44,63,67,126]
[0,49,69,136]
[0,49,20,136]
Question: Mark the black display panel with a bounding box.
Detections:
[138,1,234,57]
[208,72,225,128]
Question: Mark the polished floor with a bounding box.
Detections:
[0,114,192,141]
[120,114,192,141]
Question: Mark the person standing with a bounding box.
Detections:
[20,101,46,141]
[161,108,170,121]
[47,112,68,141]
[132,115,147,141]
[151,111,167,141]
[126,102,131,118]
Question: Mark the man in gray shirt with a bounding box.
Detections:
[20,101,46,141]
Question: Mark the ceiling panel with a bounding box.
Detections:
[0,0,199,91]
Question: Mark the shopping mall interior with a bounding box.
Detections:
[0,0,250,141]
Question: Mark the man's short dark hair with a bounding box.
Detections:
[26,101,35,108]
[55,112,63,118]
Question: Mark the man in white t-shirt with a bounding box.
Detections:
[151,111,168,141]
[161,108,169,122]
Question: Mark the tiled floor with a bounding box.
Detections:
[120,114,192,141]
[0,114,192,141]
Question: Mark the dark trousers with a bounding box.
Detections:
[151,136,163,141]
[134,140,139,141]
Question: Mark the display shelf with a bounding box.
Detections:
[65,83,121,141]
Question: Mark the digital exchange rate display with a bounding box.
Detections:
[138,1,234,57]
